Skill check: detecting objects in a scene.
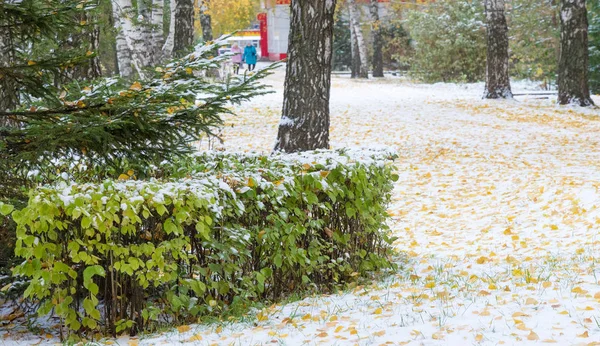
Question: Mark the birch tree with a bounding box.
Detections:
[350,27,360,78]
[150,0,165,65]
[348,0,368,78]
[484,0,512,98]
[370,0,384,78]
[557,0,595,106]
[274,0,337,153]
[163,0,176,58]
[199,0,213,43]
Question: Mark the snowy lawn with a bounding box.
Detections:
[3,65,600,345]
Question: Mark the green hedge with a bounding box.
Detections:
[11,149,398,337]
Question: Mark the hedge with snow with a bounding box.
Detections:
[11,148,398,336]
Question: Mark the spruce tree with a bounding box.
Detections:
[0,0,274,265]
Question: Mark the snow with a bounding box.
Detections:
[3,64,600,345]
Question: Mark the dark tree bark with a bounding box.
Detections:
[0,26,19,121]
[558,0,595,106]
[274,0,337,153]
[173,0,194,57]
[370,0,384,78]
[484,0,512,99]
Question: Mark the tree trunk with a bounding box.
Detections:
[163,0,176,59]
[173,0,194,57]
[111,0,133,78]
[87,23,102,78]
[199,0,213,43]
[484,0,512,99]
[558,0,595,106]
[150,0,165,65]
[112,0,146,78]
[273,0,337,153]
[0,25,19,119]
[132,6,153,69]
[348,0,368,78]
[350,26,360,78]
[370,0,384,77]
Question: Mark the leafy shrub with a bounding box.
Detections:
[404,0,486,83]
[10,148,398,337]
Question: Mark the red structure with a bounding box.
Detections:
[259,0,391,61]
[257,13,269,58]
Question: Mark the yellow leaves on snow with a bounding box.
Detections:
[572,287,589,295]
[177,325,191,333]
[129,81,143,91]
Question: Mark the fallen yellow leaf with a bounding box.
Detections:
[577,330,589,338]
[129,81,143,91]
[527,331,539,341]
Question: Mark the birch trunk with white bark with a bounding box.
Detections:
[163,0,176,58]
[150,0,165,65]
[348,0,368,78]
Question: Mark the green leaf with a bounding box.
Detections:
[83,265,105,290]
[274,254,283,268]
[0,203,14,216]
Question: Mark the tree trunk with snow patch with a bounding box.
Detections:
[558,0,595,106]
[274,0,337,153]
[484,0,512,99]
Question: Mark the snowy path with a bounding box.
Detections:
[4,69,600,345]
[157,71,600,345]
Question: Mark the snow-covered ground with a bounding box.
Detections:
[3,65,600,345]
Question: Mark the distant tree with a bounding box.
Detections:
[347,0,368,78]
[370,0,384,77]
[274,0,337,153]
[557,0,594,106]
[351,23,361,78]
[111,0,134,77]
[199,0,260,38]
[332,14,352,71]
[509,0,560,85]
[404,0,486,83]
[198,0,213,43]
[484,0,512,98]
[173,0,195,56]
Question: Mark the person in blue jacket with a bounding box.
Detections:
[243,43,258,71]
